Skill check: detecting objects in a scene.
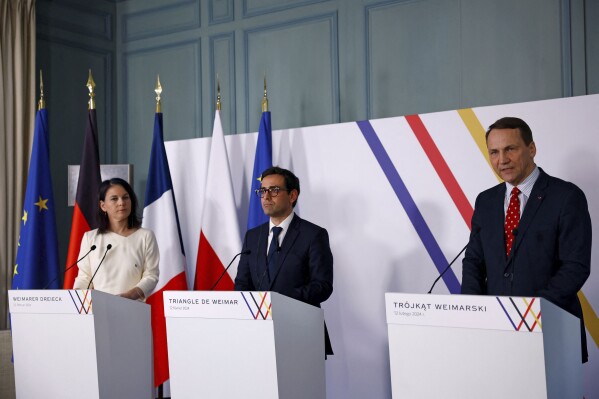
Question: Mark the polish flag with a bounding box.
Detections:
[194,110,241,290]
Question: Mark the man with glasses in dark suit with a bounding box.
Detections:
[235,166,334,356]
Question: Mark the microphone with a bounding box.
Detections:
[256,235,280,291]
[210,249,251,290]
[256,265,269,292]
[427,244,468,294]
[43,245,97,289]
[428,229,480,294]
[254,232,267,290]
[87,244,112,290]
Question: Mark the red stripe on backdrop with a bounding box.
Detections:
[146,272,188,386]
[63,203,91,288]
[194,231,234,291]
[405,114,474,229]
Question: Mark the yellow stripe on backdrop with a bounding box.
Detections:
[580,292,599,347]
[459,107,599,349]
[457,108,499,180]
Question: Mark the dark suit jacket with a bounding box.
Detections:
[461,168,591,362]
[234,214,334,354]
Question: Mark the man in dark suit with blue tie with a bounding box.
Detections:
[234,166,334,355]
[461,117,592,362]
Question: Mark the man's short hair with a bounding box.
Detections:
[261,166,300,207]
[486,117,534,145]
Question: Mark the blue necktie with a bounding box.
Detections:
[267,227,283,280]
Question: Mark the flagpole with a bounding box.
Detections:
[154,74,164,399]
[216,76,221,111]
[87,69,95,110]
[155,75,162,113]
[262,75,268,112]
[38,70,45,110]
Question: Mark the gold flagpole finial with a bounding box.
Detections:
[155,75,162,113]
[262,75,268,112]
[38,70,46,110]
[86,69,96,110]
[216,75,221,111]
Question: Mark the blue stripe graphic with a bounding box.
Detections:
[496,297,517,330]
[356,120,461,294]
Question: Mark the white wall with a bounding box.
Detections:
[167,94,599,398]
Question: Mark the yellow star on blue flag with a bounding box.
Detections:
[35,196,49,212]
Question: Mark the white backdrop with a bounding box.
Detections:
[166,94,599,398]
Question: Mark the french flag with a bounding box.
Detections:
[194,110,241,291]
[143,112,188,387]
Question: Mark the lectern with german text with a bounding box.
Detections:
[385,293,581,399]
[164,291,325,399]
[8,290,153,399]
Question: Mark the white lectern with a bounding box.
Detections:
[8,290,153,399]
[164,291,325,399]
[385,293,582,399]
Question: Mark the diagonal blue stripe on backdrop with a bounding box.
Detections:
[356,120,461,294]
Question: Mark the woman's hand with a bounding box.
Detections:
[119,287,145,300]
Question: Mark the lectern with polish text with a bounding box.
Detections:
[385,292,581,399]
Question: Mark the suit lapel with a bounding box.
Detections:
[509,170,548,260]
[255,223,270,287]
[489,184,507,262]
[268,215,301,288]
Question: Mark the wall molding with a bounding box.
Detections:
[37,34,114,160]
[122,39,203,161]
[210,32,237,133]
[560,0,573,97]
[122,0,200,43]
[364,0,409,120]
[242,0,329,18]
[209,0,235,25]
[243,12,340,132]
[37,2,113,41]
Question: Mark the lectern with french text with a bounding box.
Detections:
[8,290,153,399]
[164,291,325,399]
[385,293,581,399]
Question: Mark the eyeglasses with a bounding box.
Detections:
[255,186,289,198]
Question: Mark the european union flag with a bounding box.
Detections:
[247,111,273,230]
[12,108,60,289]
